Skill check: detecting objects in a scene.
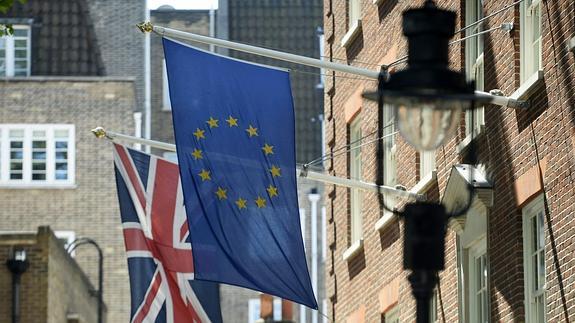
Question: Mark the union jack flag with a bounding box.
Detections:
[113,143,222,323]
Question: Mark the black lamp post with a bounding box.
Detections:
[364,1,485,322]
[68,238,104,323]
[6,248,29,323]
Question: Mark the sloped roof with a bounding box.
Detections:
[0,0,105,76]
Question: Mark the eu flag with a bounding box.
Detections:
[163,38,317,309]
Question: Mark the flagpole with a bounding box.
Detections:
[92,127,424,200]
[136,22,526,108]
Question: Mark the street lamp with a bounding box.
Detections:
[67,238,104,323]
[6,248,29,323]
[364,1,484,322]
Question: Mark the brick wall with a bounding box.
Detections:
[325,0,575,322]
[0,227,102,323]
[0,78,136,322]
[150,9,210,155]
[86,0,146,109]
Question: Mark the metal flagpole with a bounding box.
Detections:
[92,127,424,201]
[136,22,526,108]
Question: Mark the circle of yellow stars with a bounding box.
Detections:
[191,115,282,212]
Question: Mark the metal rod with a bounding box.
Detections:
[152,25,380,79]
[92,127,424,200]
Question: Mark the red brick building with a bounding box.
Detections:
[323,0,575,322]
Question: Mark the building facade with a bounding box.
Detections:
[324,0,575,322]
[0,1,142,321]
[0,227,103,323]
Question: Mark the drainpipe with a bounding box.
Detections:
[6,249,29,323]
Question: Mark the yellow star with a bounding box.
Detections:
[198,169,211,181]
[215,187,227,200]
[235,197,247,209]
[262,143,274,155]
[191,149,203,160]
[255,196,267,208]
[269,165,281,177]
[193,128,205,140]
[246,125,258,137]
[226,116,238,127]
[266,185,278,198]
[206,117,219,128]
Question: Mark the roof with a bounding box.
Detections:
[0,0,105,76]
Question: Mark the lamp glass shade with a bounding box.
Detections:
[393,97,469,150]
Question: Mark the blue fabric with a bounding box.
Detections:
[164,38,317,309]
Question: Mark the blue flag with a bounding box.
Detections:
[164,38,317,309]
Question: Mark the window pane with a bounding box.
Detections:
[10,173,23,179]
[55,141,68,149]
[532,254,538,292]
[32,173,46,180]
[10,162,22,170]
[55,151,68,160]
[537,211,545,248]
[9,129,24,138]
[10,151,23,159]
[15,60,27,69]
[32,141,46,148]
[538,251,545,289]
[10,141,23,148]
[32,162,46,170]
[13,28,28,37]
[15,50,27,58]
[54,129,69,138]
[0,39,5,49]
[32,151,46,160]
[56,162,68,171]
[55,171,68,180]
[14,39,27,48]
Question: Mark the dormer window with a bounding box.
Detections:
[0,25,31,77]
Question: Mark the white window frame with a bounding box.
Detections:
[468,239,488,323]
[465,0,485,137]
[317,28,325,89]
[0,25,31,77]
[522,195,546,323]
[384,306,399,323]
[341,0,362,47]
[0,124,75,188]
[162,59,172,110]
[248,298,260,323]
[350,118,362,244]
[419,150,436,180]
[383,103,397,211]
[520,0,542,84]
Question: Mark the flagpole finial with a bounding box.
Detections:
[137,22,154,33]
[92,127,108,139]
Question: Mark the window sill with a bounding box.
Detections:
[0,183,77,189]
[342,239,364,261]
[511,70,544,101]
[374,210,395,231]
[410,170,437,194]
[341,20,362,48]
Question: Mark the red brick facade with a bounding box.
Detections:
[324,0,575,322]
